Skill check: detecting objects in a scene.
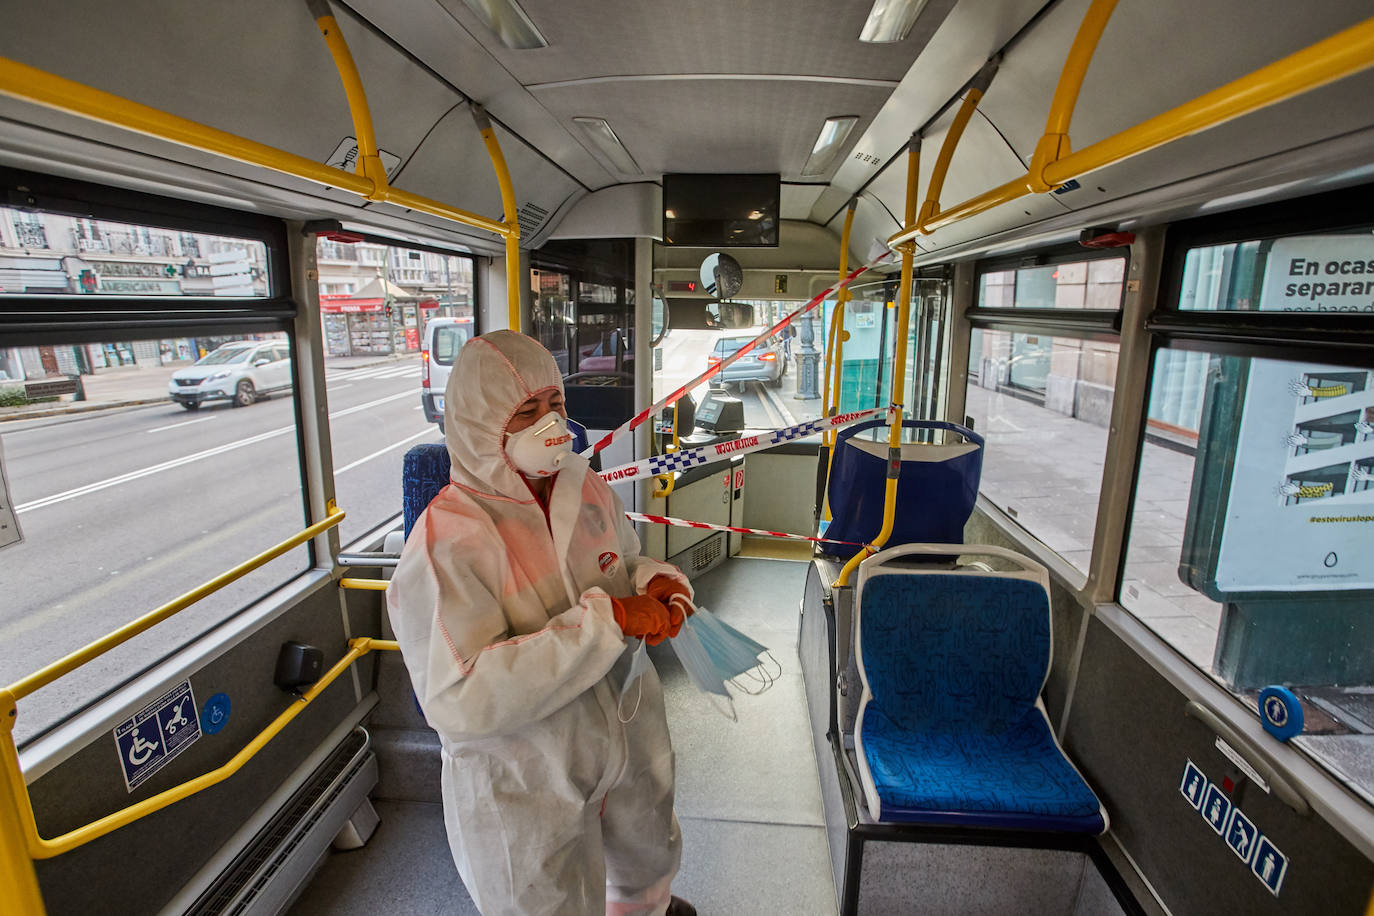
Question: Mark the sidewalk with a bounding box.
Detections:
[0,353,412,423]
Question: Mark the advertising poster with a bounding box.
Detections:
[1212,235,1374,592]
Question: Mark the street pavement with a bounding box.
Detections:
[0,353,412,423]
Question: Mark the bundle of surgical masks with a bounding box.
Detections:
[618,606,780,723]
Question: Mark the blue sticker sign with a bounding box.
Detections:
[1225,808,1259,864]
[1179,759,1289,897]
[1252,836,1288,896]
[1201,783,1232,835]
[1180,759,1207,809]
[200,693,232,735]
[112,681,200,792]
[1258,686,1304,741]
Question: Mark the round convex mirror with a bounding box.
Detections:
[699,252,744,299]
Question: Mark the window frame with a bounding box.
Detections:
[0,167,295,346]
[1147,183,1374,367]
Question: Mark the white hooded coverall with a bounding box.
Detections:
[387,330,688,916]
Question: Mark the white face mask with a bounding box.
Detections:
[505,411,574,478]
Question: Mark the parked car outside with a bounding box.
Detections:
[707,328,787,390]
[167,340,292,409]
[421,316,474,432]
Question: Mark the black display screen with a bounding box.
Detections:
[662,173,779,248]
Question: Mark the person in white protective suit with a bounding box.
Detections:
[387,329,698,916]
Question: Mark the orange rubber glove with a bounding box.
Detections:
[609,594,673,646]
[645,574,693,639]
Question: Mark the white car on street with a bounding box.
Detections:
[168,340,292,409]
[421,317,474,432]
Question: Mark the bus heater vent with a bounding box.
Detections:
[689,531,725,577]
[185,727,375,916]
[517,202,549,236]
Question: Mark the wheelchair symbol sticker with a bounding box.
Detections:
[201,693,232,735]
[112,681,201,792]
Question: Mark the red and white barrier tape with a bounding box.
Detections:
[596,405,891,484]
[581,251,893,458]
[626,512,868,548]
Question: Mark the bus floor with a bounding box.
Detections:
[287,555,836,915]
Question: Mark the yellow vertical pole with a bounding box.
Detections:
[821,199,857,522]
[834,134,920,587]
[472,105,524,332]
[917,57,999,231]
[306,0,389,194]
[1026,0,1118,192]
[0,691,45,915]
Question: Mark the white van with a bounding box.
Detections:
[420,317,474,432]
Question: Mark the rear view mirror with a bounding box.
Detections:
[699,252,744,299]
[665,299,755,330]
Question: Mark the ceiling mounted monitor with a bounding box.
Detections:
[662,174,780,248]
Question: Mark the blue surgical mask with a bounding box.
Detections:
[669,606,779,718]
[687,607,779,696]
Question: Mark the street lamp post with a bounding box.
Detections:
[796,314,820,399]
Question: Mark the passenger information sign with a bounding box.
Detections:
[113,681,201,792]
[1180,759,1288,896]
[1212,235,1374,593]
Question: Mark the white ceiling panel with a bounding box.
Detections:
[781,184,826,220]
[531,80,890,179]
[436,0,951,84]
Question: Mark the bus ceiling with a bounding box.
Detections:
[0,2,1370,265]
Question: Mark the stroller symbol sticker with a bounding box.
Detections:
[112,681,201,792]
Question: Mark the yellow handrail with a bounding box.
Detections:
[917,57,999,231]
[308,2,387,194]
[472,105,526,332]
[304,0,524,329]
[0,58,510,240]
[6,506,345,701]
[4,638,397,861]
[820,199,857,523]
[835,136,921,587]
[892,12,1374,245]
[339,577,390,591]
[1025,0,1117,193]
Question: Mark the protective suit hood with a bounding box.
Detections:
[444,329,569,501]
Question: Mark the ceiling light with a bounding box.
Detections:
[801,116,859,177]
[460,0,548,49]
[859,0,930,42]
[573,117,642,175]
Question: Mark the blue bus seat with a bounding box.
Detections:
[401,419,588,539]
[823,420,983,560]
[853,543,1107,833]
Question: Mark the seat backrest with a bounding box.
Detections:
[402,443,451,539]
[856,563,1050,733]
[824,420,983,560]
[401,419,589,539]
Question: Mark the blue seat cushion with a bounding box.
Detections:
[856,571,1105,832]
[860,705,1106,832]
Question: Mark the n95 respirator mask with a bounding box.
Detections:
[505,411,574,478]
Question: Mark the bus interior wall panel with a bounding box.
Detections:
[0,0,577,250]
[979,0,1374,165]
[27,587,361,916]
[820,0,1049,206]
[0,0,456,180]
[339,0,617,188]
[0,110,510,259]
[1065,617,1374,916]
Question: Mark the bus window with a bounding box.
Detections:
[1122,348,1374,799]
[979,257,1125,310]
[316,239,473,543]
[965,329,1119,572]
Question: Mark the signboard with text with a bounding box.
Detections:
[1209,235,1374,593]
